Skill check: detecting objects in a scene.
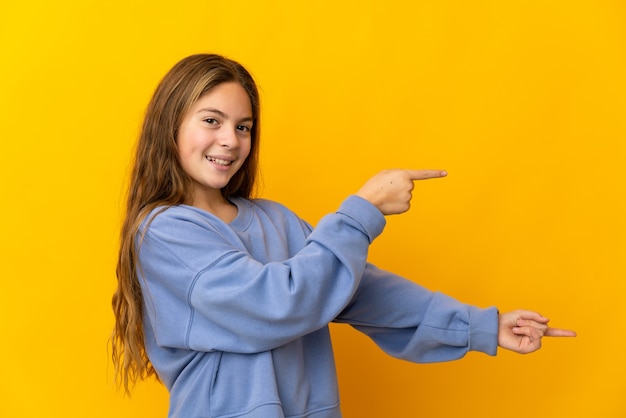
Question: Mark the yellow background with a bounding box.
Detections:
[1,1,624,417]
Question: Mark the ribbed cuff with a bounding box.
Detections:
[337,195,386,243]
[468,305,499,356]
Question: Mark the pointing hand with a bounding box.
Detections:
[356,169,447,215]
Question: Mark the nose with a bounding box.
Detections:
[218,124,239,149]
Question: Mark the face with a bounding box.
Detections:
[177,81,253,203]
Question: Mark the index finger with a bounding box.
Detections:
[545,327,577,337]
[406,169,448,180]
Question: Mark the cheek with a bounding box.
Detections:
[176,139,199,170]
[175,143,190,163]
[242,140,253,159]
[176,133,201,161]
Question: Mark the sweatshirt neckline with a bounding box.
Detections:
[176,197,253,231]
[227,197,253,231]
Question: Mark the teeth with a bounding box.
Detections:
[206,157,231,166]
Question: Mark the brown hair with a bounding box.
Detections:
[110,54,261,394]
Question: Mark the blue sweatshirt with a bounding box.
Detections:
[137,195,499,418]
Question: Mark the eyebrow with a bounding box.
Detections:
[197,107,253,122]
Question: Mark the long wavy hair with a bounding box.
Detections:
[111,54,261,394]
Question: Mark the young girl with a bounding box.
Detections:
[111,54,575,418]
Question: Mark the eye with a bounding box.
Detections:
[237,124,252,133]
[203,118,219,125]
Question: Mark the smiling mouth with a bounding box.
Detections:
[206,156,233,166]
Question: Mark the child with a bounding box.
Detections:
[111,54,576,418]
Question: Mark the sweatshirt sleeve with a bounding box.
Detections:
[138,195,385,354]
[335,264,499,361]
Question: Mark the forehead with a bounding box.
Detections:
[194,82,252,112]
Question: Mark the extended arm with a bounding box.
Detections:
[335,264,499,362]
[336,266,576,361]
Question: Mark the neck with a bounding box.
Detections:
[186,192,238,223]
